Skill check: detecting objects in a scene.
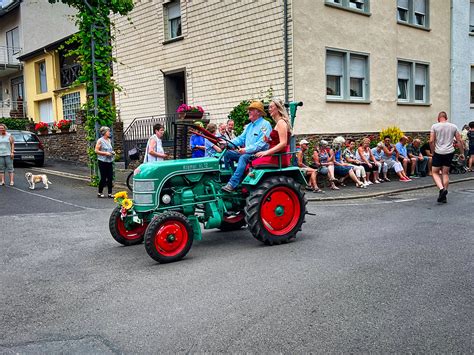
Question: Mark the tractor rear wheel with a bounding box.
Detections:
[109,206,147,246]
[219,211,246,231]
[144,211,194,263]
[245,176,307,245]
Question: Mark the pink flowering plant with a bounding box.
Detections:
[176,104,205,114]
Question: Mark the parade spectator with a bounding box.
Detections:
[0,123,14,186]
[144,123,167,163]
[468,121,474,171]
[395,136,416,177]
[371,142,389,182]
[344,139,370,187]
[226,119,236,140]
[297,139,323,193]
[312,139,339,190]
[407,138,429,177]
[382,136,411,182]
[205,123,223,157]
[254,99,292,168]
[357,137,380,183]
[217,123,227,138]
[190,121,206,158]
[430,111,464,203]
[461,124,469,153]
[333,136,365,188]
[95,126,115,198]
[420,139,433,176]
[222,101,271,192]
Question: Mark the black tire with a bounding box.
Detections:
[144,211,194,263]
[126,171,134,192]
[219,212,247,231]
[245,175,307,245]
[35,158,44,167]
[109,206,147,246]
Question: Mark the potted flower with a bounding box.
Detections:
[55,119,72,133]
[176,104,205,121]
[34,122,49,135]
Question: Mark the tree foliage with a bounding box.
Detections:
[48,0,133,183]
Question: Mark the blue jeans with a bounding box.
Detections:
[224,150,252,188]
[416,156,429,175]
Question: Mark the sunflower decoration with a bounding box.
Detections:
[114,191,128,203]
[121,198,133,210]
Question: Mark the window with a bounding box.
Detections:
[62,92,81,122]
[471,67,474,105]
[397,0,429,28]
[397,60,429,104]
[470,1,474,33]
[37,61,47,93]
[326,49,369,101]
[164,1,181,40]
[325,0,369,13]
[6,27,20,63]
[0,82,3,104]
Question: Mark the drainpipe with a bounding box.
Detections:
[284,0,289,103]
[449,0,453,122]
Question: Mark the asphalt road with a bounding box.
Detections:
[1,165,473,353]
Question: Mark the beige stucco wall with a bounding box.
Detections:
[112,0,291,128]
[292,0,451,135]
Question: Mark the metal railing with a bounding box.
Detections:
[60,63,81,88]
[0,46,22,66]
[123,114,177,168]
[0,99,26,118]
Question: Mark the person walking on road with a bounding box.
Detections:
[0,123,15,186]
[430,111,464,203]
[144,123,167,163]
[95,126,115,198]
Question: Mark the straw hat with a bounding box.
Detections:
[247,101,266,116]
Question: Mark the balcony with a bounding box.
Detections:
[60,63,81,88]
[0,46,22,78]
[0,99,26,118]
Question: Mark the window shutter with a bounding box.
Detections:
[350,57,365,78]
[397,0,409,9]
[415,65,427,85]
[398,62,410,80]
[168,2,181,19]
[326,52,343,76]
[414,0,426,14]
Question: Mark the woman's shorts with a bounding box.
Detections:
[318,166,329,175]
[432,152,455,168]
[0,156,14,173]
[385,159,403,173]
[469,145,474,156]
[334,165,353,176]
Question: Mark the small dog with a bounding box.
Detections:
[25,172,52,190]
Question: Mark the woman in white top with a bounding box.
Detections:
[95,126,115,198]
[0,123,15,186]
[144,123,167,163]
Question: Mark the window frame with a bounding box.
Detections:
[36,60,48,94]
[326,48,370,103]
[397,0,430,30]
[469,1,474,34]
[61,91,81,123]
[325,0,371,16]
[163,0,182,42]
[397,59,430,105]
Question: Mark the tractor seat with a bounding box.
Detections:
[252,164,282,169]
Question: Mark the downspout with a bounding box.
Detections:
[449,0,453,121]
[284,0,289,103]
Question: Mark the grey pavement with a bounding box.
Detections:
[0,164,473,353]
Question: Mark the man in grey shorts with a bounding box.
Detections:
[429,111,464,203]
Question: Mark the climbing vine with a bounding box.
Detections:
[49,0,133,184]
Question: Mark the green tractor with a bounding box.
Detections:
[109,102,308,263]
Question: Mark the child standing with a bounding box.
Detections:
[468,121,474,171]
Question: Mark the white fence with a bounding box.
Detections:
[0,100,26,118]
[0,45,21,66]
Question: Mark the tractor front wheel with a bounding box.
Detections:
[245,176,307,245]
[109,206,148,246]
[144,211,194,263]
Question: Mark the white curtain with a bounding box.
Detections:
[470,66,474,83]
[350,57,366,78]
[470,3,474,26]
[398,62,411,80]
[415,65,427,85]
[168,1,180,19]
[326,52,343,76]
[39,100,53,123]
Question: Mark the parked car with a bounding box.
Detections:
[10,130,45,167]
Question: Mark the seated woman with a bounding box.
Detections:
[312,140,339,190]
[371,142,389,182]
[343,139,370,187]
[253,99,291,167]
[296,139,323,193]
[204,123,223,157]
[356,138,380,183]
[333,136,365,188]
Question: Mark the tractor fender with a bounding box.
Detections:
[241,167,307,187]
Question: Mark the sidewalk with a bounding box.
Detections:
[32,159,474,201]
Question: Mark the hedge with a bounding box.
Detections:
[0,118,31,131]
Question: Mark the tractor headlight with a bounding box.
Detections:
[161,194,171,204]
[134,180,155,192]
[133,193,154,205]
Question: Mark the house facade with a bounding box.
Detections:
[112,0,451,136]
[0,0,77,119]
[451,0,474,129]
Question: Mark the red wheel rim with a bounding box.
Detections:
[116,217,147,240]
[154,220,189,257]
[260,186,300,236]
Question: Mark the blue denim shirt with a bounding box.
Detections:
[395,142,407,159]
[231,117,272,154]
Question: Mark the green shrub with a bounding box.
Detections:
[0,118,31,131]
[380,126,404,144]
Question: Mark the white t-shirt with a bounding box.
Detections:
[430,122,458,155]
[144,135,164,163]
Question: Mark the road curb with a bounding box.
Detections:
[306,176,474,202]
